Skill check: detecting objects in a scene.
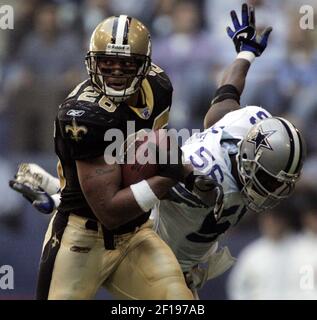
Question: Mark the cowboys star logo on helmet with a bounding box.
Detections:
[247,127,276,154]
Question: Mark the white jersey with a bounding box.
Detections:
[152,106,272,273]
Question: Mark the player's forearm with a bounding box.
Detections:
[108,165,193,227]
[203,58,252,128]
[219,58,251,95]
[89,176,176,230]
[77,156,179,229]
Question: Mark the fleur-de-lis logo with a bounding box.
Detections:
[65,118,88,142]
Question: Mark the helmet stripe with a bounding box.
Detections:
[294,128,304,174]
[111,17,119,44]
[285,120,301,175]
[123,16,132,45]
[115,15,128,45]
[278,118,301,175]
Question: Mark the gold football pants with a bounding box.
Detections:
[36,212,193,300]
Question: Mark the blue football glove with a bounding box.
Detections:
[227,3,272,57]
[9,180,55,214]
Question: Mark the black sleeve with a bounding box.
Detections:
[56,102,122,160]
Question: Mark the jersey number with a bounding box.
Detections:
[76,86,117,112]
[189,147,224,183]
[249,111,269,124]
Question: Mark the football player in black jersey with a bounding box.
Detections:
[11,15,194,300]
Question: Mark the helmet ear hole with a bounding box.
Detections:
[242,153,247,159]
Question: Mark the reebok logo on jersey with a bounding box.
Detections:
[66,110,85,117]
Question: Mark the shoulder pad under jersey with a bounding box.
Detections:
[147,63,173,92]
[56,101,122,160]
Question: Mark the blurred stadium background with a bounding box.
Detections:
[0,0,317,299]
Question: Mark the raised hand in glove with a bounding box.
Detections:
[226,3,272,57]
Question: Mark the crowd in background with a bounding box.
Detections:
[0,0,317,299]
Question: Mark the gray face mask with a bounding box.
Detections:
[239,165,294,213]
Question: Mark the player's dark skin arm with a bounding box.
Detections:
[203,59,251,129]
[76,156,177,230]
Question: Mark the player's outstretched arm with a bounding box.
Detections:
[204,3,272,129]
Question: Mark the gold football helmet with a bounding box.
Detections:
[85,15,152,102]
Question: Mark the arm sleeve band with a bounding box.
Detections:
[211,84,241,105]
[236,51,256,64]
[130,180,160,212]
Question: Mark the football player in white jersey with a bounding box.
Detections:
[152,4,304,294]
[10,4,305,298]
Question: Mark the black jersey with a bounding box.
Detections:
[54,64,172,231]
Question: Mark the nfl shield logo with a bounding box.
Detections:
[142,108,150,119]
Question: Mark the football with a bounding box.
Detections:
[121,129,170,187]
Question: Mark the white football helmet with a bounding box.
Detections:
[237,117,305,213]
